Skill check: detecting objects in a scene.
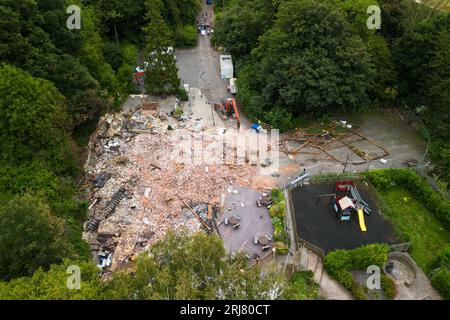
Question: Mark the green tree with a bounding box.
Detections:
[0,195,67,281]
[248,0,375,119]
[330,0,379,40]
[213,0,277,57]
[94,0,146,45]
[143,0,180,95]
[0,260,102,299]
[378,0,412,40]
[103,231,291,299]
[394,14,450,183]
[366,35,398,105]
[0,64,72,168]
[424,28,450,182]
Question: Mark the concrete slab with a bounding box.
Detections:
[219,186,274,264]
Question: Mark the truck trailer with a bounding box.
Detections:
[220,55,234,79]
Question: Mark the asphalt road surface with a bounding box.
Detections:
[175,5,229,105]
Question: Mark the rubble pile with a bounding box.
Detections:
[83,102,258,273]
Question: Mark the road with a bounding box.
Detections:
[175,4,252,131]
[175,5,228,105]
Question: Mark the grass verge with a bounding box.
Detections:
[379,187,450,272]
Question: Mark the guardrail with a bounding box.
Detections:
[299,238,326,261]
[284,188,299,252]
[389,242,412,253]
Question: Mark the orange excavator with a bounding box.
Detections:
[214,98,241,129]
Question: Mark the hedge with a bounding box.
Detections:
[431,269,450,300]
[433,244,450,269]
[365,169,450,230]
[270,188,289,249]
[381,274,397,299]
[324,244,389,300]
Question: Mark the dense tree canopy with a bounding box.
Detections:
[0,195,67,281]
[233,0,375,128]
[0,260,102,299]
[0,232,317,300]
[143,0,181,95]
[214,0,450,188]
[393,14,450,181]
[0,64,72,169]
[213,0,277,57]
[104,231,290,300]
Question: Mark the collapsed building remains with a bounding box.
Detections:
[82,98,261,274]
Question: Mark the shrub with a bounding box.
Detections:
[271,188,284,203]
[436,203,450,230]
[263,107,293,132]
[334,270,354,289]
[173,107,184,117]
[269,201,285,218]
[178,88,189,102]
[324,250,352,276]
[269,188,289,244]
[286,271,319,300]
[272,216,286,243]
[350,244,389,270]
[431,269,450,300]
[350,278,369,300]
[273,242,289,255]
[325,244,389,300]
[381,274,397,299]
[433,245,450,269]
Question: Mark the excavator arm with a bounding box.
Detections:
[225,98,241,129]
[230,99,240,123]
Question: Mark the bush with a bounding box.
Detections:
[263,107,293,132]
[173,107,184,117]
[334,270,354,289]
[324,244,389,300]
[381,274,397,299]
[178,88,189,102]
[269,188,289,244]
[324,250,353,276]
[351,244,389,270]
[269,201,285,218]
[436,203,450,230]
[433,245,450,269]
[273,242,289,255]
[350,278,369,300]
[287,271,318,300]
[271,188,284,203]
[431,269,450,300]
[272,216,286,243]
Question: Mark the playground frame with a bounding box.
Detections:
[280,120,389,166]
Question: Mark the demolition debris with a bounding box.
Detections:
[82,98,259,274]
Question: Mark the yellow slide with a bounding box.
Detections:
[357,209,367,232]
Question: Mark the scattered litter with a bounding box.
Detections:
[261,158,273,168]
[272,172,281,178]
[93,173,111,188]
